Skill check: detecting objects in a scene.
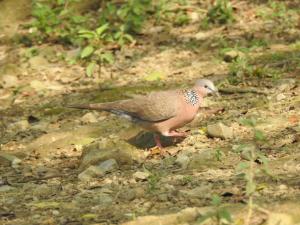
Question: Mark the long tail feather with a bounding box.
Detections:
[66,103,105,110]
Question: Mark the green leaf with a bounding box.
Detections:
[211,194,221,206]
[236,162,249,171]
[96,23,109,36]
[218,208,233,222]
[86,62,96,77]
[254,129,265,141]
[80,46,94,59]
[100,52,114,64]
[240,118,256,127]
[145,71,165,81]
[78,30,95,39]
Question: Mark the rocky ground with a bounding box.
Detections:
[1,1,300,225]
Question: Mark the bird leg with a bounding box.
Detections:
[154,133,163,149]
[148,134,166,156]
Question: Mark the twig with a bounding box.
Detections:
[219,86,268,95]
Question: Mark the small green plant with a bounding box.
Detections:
[215,148,225,161]
[257,1,298,34]
[202,0,234,28]
[26,0,154,76]
[234,118,269,225]
[228,55,281,84]
[147,172,161,193]
[197,195,232,225]
[180,175,193,185]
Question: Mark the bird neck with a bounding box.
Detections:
[193,86,207,97]
[182,89,202,106]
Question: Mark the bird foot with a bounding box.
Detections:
[148,146,168,157]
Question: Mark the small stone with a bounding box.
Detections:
[275,79,296,91]
[81,112,98,123]
[188,12,200,23]
[239,144,257,161]
[276,93,286,101]
[29,55,49,69]
[194,31,210,41]
[52,210,60,216]
[9,120,30,132]
[180,185,212,199]
[119,189,136,201]
[207,122,233,139]
[78,159,118,181]
[278,184,288,190]
[0,153,22,167]
[33,214,41,219]
[133,171,150,181]
[0,185,16,192]
[0,75,18,88]
[175,154,190,169]
[223,50,244,62]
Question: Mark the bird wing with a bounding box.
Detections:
[100,90,182,122]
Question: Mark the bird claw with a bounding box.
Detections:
[148,146,168,158]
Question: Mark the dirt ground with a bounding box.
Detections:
[0,1,300,224]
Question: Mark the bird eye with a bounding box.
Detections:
[204,85,208,88]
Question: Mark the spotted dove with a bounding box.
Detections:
[69,79,218,148]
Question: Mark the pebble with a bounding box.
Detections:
[133,171,150,181]
[0,185,16,192]
[78,159,118,181]
[207,122,233,139]
[0,75,19,88]
[81,112,98,123]
[276,93,286,101]
[0,153,22,167]
[175,154,190,169]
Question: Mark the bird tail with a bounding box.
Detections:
[67,103,108,111]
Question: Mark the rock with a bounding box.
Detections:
[28,55,49,69]
[78,159,118,181]
[119,189,136,201]
[194,31,210,41]
[133,171,150,181]
[9,119,30,132]
[0,185,16,192]
[223,50,244,62]
[175,154,190,169]
[0,153,22,167]
[266,213,293,225]
[207,122,233,139]
[276,93,286,101]
[188,12,200,23]
[79,138,144,170]
[81,112,98,123]
[180,185,212,199]
[278,184,288,191]
[275,79,296,91]
[0,74,18,88]
[33,184,58,199]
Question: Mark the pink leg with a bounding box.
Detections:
[154,134,163,148]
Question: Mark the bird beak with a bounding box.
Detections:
[213,90,220,97]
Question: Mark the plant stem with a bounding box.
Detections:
[245,136,256,225]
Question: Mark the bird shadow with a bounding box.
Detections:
[127,131,184,149]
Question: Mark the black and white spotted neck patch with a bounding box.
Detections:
[183,89,199,106]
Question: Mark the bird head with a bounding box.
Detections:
[194,79,219,96]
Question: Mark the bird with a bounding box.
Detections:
[68,79,219,151]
